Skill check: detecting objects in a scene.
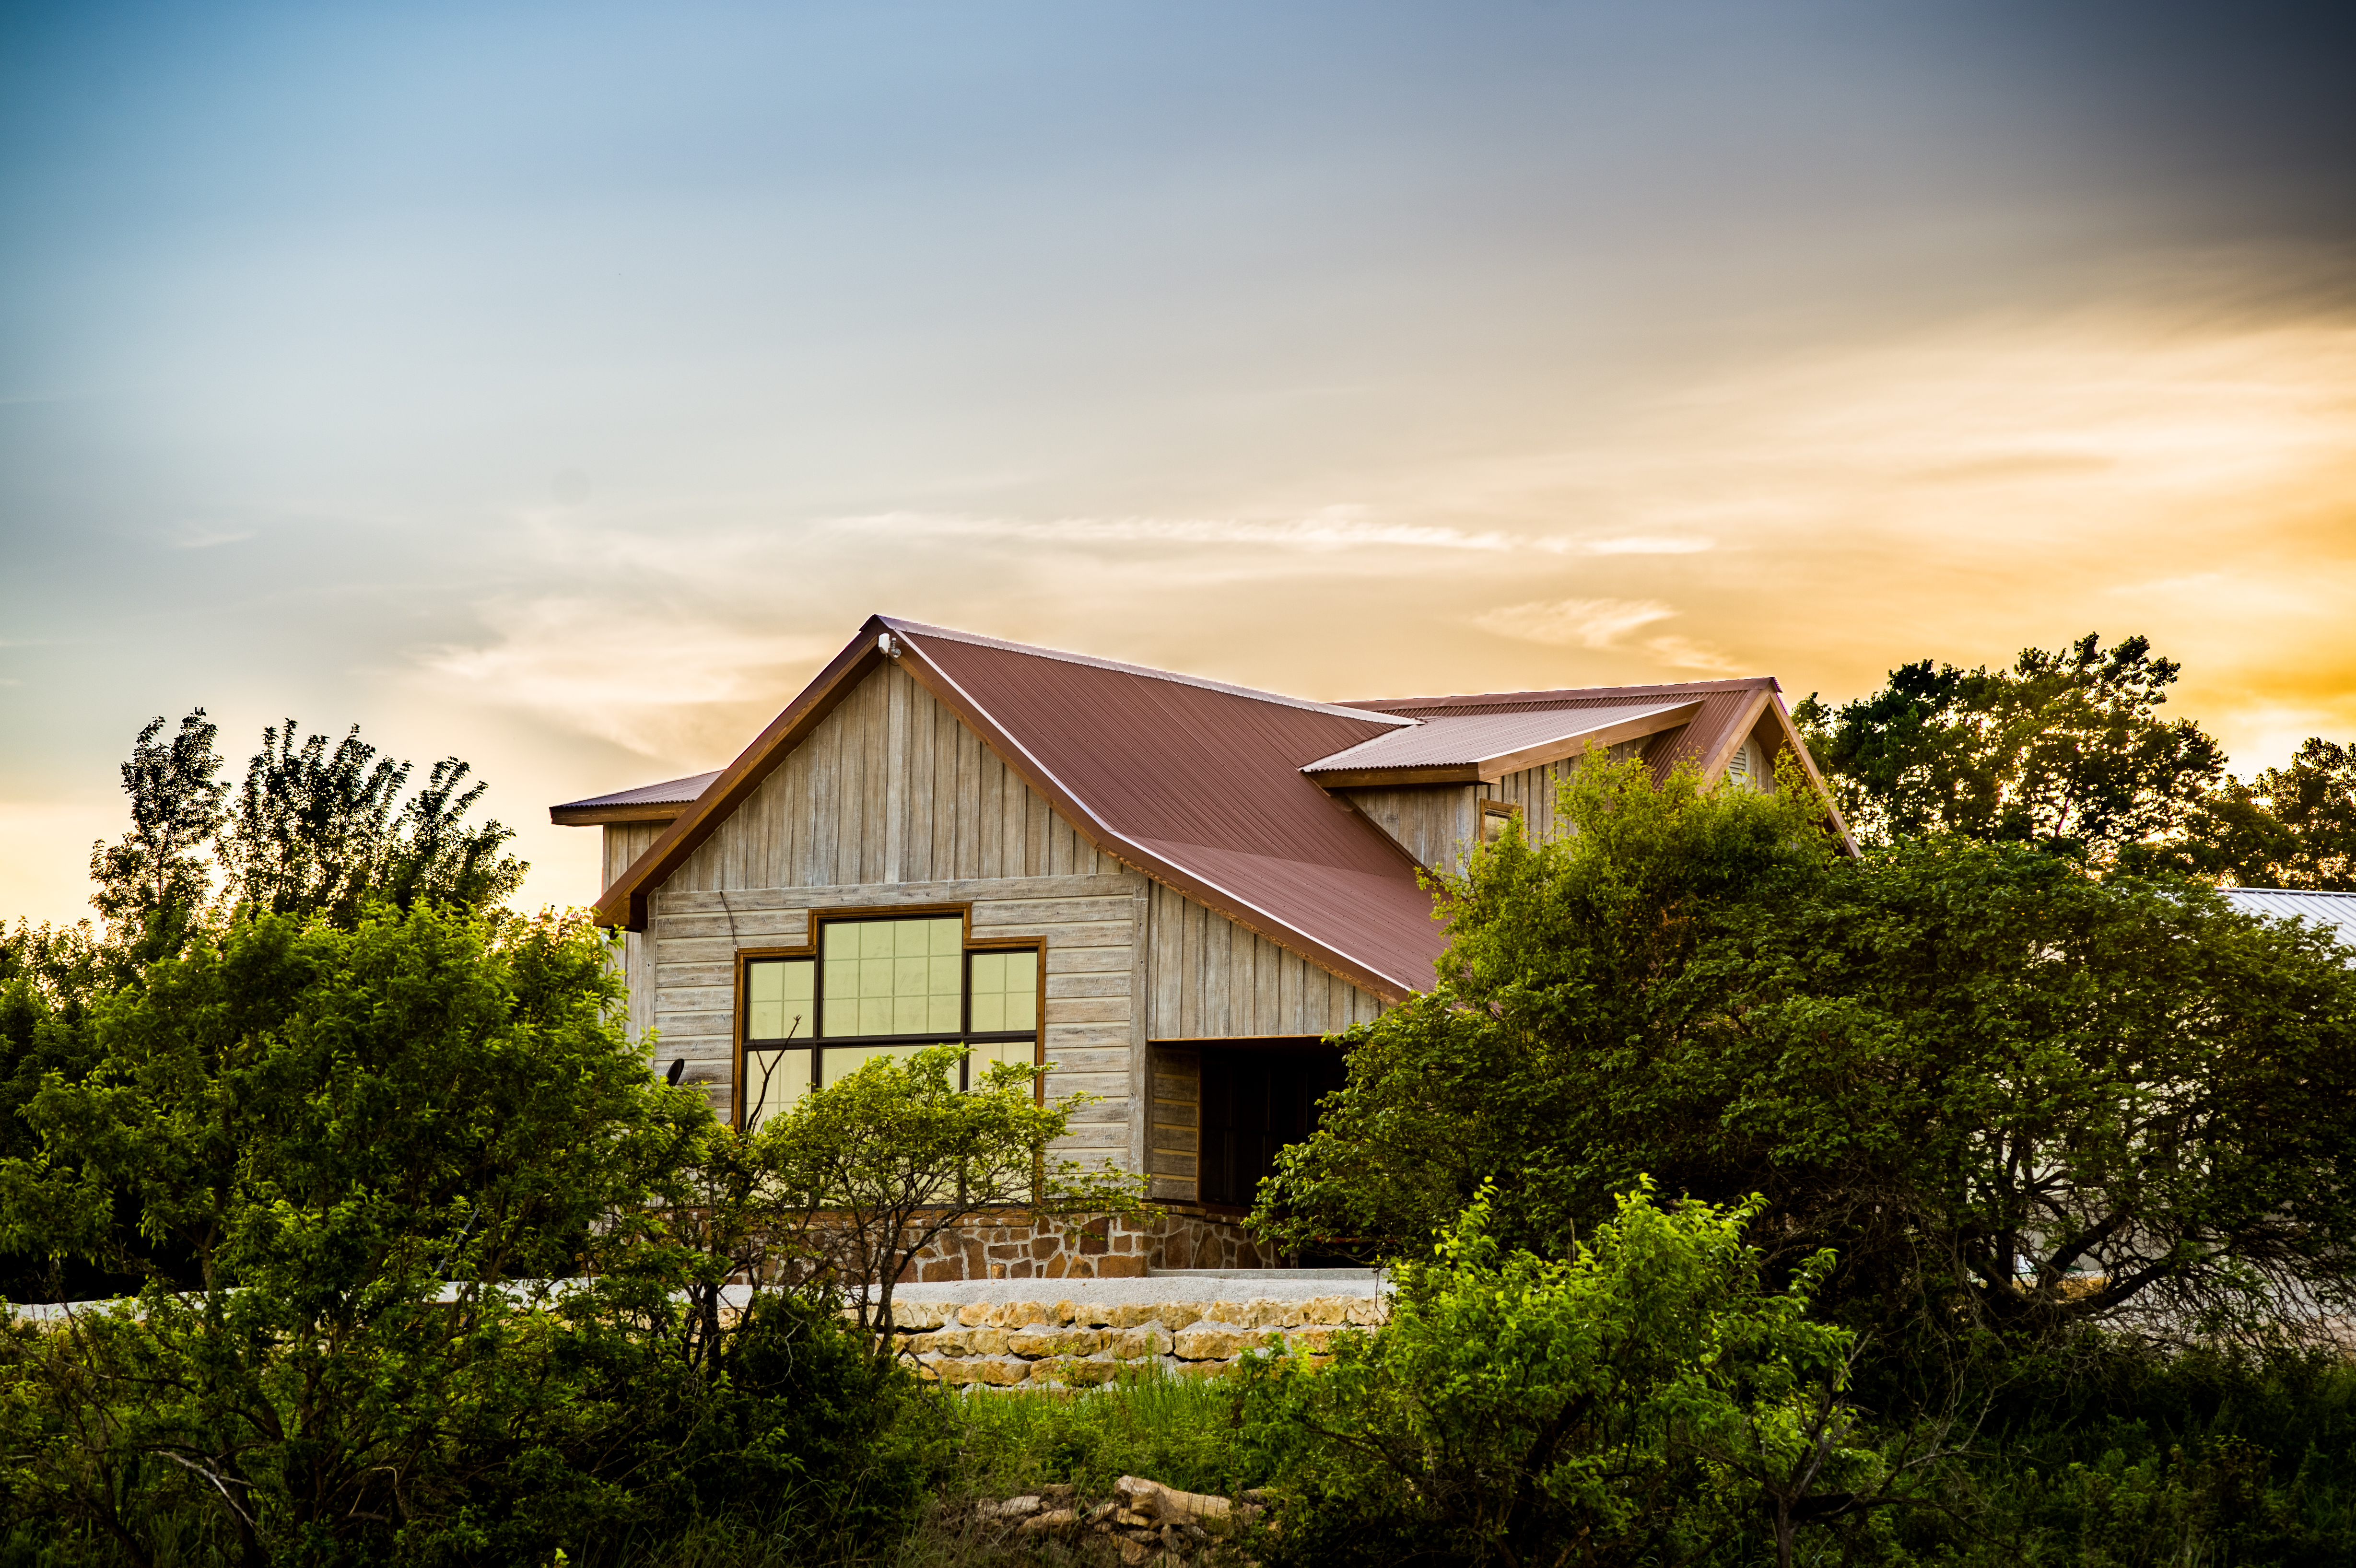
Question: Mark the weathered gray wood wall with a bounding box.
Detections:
[1146,1045,1201,1202]
[1338,738,1655,878]
[667,662,1114,892]
[602,821,667,1044]
[1143,883,1386,1041]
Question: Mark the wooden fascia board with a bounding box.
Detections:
[550,803,686,827]
[1308,764,1484,789]
[1696,686,1777,782]
[1758,693,1862,855]
[891,637,1422,1006]
[592,625,890,930]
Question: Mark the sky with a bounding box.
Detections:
[4,0,2355,928]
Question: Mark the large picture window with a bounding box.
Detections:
[739,913,1040,1131]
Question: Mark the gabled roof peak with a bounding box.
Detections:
[878,617,1415,727]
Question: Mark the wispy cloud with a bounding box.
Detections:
[1474,597,1678,649]
[831,507,1545,553]
[1642,636,1743,673]
[1585,536,1716,555]
[824,508,1705,559]
[418,597,836,757]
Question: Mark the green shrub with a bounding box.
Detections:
[1237,1182,1871,1568]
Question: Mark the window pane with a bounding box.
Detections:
[819,916,964,1037]
[742,1047,813,1131]
[966,1035,1036,1085]
[821,1041,929,1083]
[746,959,813,1041]
[969,948,1037,1034]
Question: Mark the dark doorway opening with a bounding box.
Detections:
[1198,1046,1348,1210]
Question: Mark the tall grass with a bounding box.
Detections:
[938,1367,1260,1500]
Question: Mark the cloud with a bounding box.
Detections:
[1474,597,1678,649]
[830,507,1559,554]
[1584,536,1717,555]
[1641,635,1744,673]
[417,597,836,757]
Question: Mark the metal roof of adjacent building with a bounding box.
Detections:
[2217,888,2356,950]
[577,615,1845,999]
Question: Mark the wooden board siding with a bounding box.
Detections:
[1336,786,1480,875]
[601,821,668,893]
[600,822,669,1044]
[645,874,1147,1167]
[1147,1044,1202,1202]
[1144,883,1387,1041]
[1341,739,1650,878]
[664,661,1114,894]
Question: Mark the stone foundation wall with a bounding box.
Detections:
[898,1208,1280,1283]
[878,1292,1387,1386]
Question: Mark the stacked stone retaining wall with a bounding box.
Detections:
[897,1208,1280,1283]
[873,1291,1388,1386]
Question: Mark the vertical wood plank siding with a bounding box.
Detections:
[1340,740,1647,878]
[601,822,668,892]
[1144,883,1386,1041]
[602,822,668,1044]
[666,663,1114,893]
[1335,786,1480,875]
[1147,1044,1202,1202]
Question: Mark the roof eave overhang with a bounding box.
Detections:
[1305,699,1706,791]
[1309,764,1485,789]
[551,802,690,827]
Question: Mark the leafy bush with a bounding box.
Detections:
[0,904,941,1567]
[1239,1183,1873,1568]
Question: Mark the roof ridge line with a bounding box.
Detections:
[879,616,1416,727]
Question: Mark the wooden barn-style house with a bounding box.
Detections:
[553,615,1847,1274]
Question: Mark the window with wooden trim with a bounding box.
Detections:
[738,913,1040,1132]
[1480,801,1519,845]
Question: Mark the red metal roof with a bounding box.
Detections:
[899,620,1443,995]
[582,618,1850,997]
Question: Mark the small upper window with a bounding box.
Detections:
[1725,743,1752,787]
[1480,803,1518,844]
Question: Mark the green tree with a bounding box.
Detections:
[1689,839,2356,1353]
[0,905,713,1563]
[86,709,228,965]
[1253,750,1832,1261]
[1794,633,2226,866]
[1242,1184,1877,1568]
[219,721,526,926]
[751,1044,1152,1342]
[2142,737,2356,890]
[1255,753,2356,1366]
